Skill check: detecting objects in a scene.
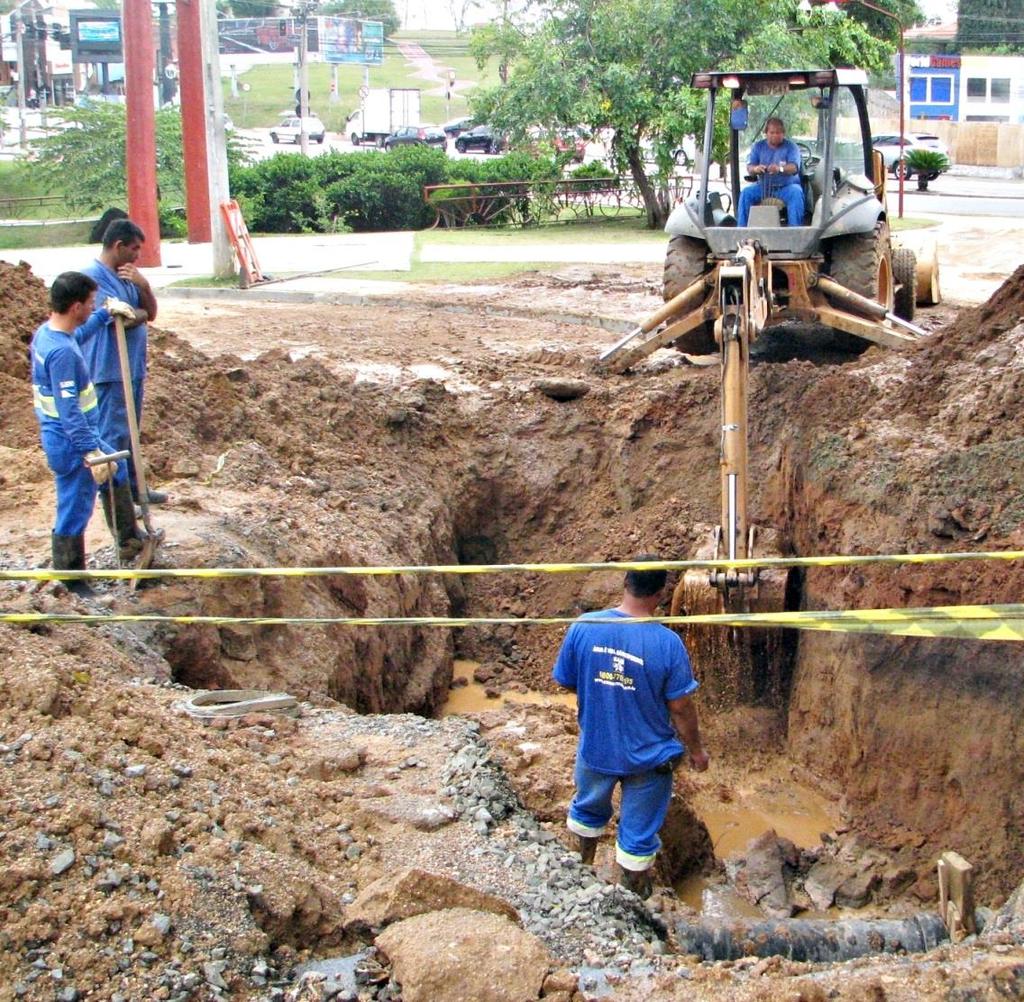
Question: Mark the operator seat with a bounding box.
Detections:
[808,158,829,225]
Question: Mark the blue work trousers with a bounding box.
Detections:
[567,755,674,871]
[738,182,805,227]
[41,431,126,536]
[95,378,144,493]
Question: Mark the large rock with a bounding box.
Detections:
[727,830,793,918]
[375,908,551,1002]
[804,859,858,912]
[345,868,519,935]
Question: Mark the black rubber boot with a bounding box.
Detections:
[617,865,653,899]
[577,835,599,866]
[101,482,145,560]
[51,533,95,598]
[132,486,168,505]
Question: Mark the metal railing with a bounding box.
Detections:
[423,175,695,229]
[0,194,70,218]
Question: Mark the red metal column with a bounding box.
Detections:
[123,0,161,265]
[175,0,211,242]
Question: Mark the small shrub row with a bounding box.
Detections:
[229,147,571,234]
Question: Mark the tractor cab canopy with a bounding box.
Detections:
[690,68,869,92]
[682,68,878,256]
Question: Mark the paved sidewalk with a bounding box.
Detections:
[0,230,415,289]
[1,207,1016,308]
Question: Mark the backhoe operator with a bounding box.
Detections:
[737,117,804,227]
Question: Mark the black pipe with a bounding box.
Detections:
[674,912,948,963]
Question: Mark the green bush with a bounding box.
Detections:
[159,205,188,239]
[230,154,329,232]
[904,148,950,178]
[231,147,578,233]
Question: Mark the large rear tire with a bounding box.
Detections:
[826,220,895,354]
[892,246,917,322]
[663,235,716,355]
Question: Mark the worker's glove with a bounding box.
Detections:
[104,297,136,320]
[84,449,112,485]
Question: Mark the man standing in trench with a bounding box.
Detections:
[552,557,709,897]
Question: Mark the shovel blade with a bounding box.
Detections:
[130,530,163,590]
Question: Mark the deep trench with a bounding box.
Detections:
[153,364,1023,923]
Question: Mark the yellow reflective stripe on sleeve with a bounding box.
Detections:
[33,385,59,418]
[33,382,97,416]
[79,383,98,413]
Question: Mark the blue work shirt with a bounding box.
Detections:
[79,259,147,384]
[30,310,110,454]
[747,138,803,188]
[553,609,699,776]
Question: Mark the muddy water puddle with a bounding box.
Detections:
[677,773,839,913]
[442,660,577,715]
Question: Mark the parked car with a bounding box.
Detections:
[454,125,507,154]
[270,115,325,145]
[526,126,588,162]
[383,125,447,151]
[872,132,950,177]
[442,116,475,138]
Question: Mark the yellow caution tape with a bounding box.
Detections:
[4,604,1024,641]
[3,550,1024,583]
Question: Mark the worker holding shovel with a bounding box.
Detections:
[30,273,141,597]
[79,218,167,511]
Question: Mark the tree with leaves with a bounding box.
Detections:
[28,101,244,222]
[957,0,1024,51]
[469,0,895,227]
[319,0,400,37]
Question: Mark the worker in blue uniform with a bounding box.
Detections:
[31,272,141,597]
[552,557,709,898]
[79,217,166,506]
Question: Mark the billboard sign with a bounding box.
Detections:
[69,10,123,63]
[320,18,383,65]
[217,17,320,56]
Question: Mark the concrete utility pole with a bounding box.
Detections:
[199,0,233,276]
[176,0,211,243]
[14,13,28,149]
[123,0,162,266]
[297,2,317,156]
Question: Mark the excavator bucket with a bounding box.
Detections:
[671,525,796,713]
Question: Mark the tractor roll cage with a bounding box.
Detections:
[690,69,874,232]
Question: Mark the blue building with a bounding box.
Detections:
[905,53,961,122]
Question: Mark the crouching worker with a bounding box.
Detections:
[552,556,709,898]
[31,272,143,597]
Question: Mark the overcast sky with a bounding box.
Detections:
[401,0,960,32]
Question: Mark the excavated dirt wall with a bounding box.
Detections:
[772,269,1024,900]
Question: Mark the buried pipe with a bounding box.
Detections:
[674,912,950,963]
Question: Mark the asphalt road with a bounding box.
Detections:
[901,189,1024,218]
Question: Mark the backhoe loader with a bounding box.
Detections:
[598,69,941,709]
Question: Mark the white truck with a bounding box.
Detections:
[346,88,421,147]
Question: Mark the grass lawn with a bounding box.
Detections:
[0,221,92,250]
[891,216,939,231]
[222,29,494,132]
[0,162,70,220]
